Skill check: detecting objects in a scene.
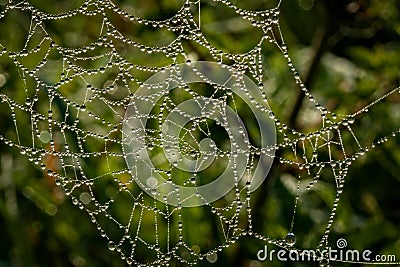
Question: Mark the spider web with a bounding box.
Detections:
[0,0,399,266]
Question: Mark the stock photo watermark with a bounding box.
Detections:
[257,238,398,264]
[122,61,276,207]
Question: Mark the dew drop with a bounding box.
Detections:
[108,241,116,251]
[72,198,78,205]
[337,184,344,194]
[268,111,275,119]
[285,232,296,246]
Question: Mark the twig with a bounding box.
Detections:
[288,25,331,129]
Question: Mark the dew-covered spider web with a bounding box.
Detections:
[0,0,399,266]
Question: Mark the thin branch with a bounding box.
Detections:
[288,25,331,129]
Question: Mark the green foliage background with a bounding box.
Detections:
[0,0,399,266]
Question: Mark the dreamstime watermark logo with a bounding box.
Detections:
[122,61,276,207]
[257,238,398,264]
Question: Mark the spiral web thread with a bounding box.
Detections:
[0,0,399,266]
